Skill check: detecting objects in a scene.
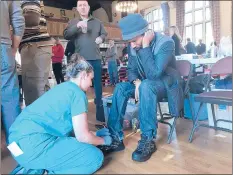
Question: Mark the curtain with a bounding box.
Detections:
[161,2,170,35]
[176,1,185,41]
[209,1,221,44]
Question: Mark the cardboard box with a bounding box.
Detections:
[207,104,232,130]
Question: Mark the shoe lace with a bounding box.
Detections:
[136,138,151,153]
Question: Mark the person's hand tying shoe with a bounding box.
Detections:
[96,128,112,146]
[96,128,110,137]
[102,135,112,146]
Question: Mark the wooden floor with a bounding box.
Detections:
[1,86,232,174]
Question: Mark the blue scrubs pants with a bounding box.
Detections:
[9,134,104,174]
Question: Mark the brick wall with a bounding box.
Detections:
[209,1,221,45]
[176,1,185,40]
[161,2,170,35]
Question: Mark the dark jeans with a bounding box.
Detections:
[107,80,166,140]
[52,63,64,84]
[108,60,118,85]
[87,60,105,122]
[1,44,21,143]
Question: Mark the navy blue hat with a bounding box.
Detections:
[118,14,148,41]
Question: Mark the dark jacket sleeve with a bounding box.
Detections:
[65,41,75,57]
[137,41,174,80]
[192,43,197,54]
[99,22,107,42]
[127,45,139,82]
[64,19,82,40]
[64,42,70,57]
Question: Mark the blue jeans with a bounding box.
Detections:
[87,60,105,122]
[1,44,21,142]
[107,80,166,140]
[108,60,118,85]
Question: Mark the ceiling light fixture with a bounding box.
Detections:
[116,0,138,13]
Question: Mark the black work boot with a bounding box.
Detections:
[132,135,157,162]
[110,136,125,152]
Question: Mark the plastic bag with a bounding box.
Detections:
[218,36,232,57]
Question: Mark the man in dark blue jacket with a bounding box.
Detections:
[106,14,183,162]
[185,38,196,54]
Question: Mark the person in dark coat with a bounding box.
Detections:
[196,39,206,55]
[185,38,196,54]
[170,26,182,56]
[105,14,184,162]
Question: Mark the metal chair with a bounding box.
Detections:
[158,60,193,143]
[189,56,232,143]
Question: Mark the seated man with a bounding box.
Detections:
[106,14,184,162]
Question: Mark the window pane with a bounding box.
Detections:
[148,12,152,22]
[206,22,213,50]
[185,1,193,12]
[195,1,204,9]
[159,9,163,19]
[153,22,159,31]
[153,10,159,20]
[195,24,203,44]
[148,23,153,30]
[195,10,203,23]
[159,21,164,31]
[205,1,209,6]
[205,7,210,20]
[185,26,193,42]
[185,13,192,25]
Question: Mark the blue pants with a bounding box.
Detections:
[87,60,105,122]
[9,134,104,174]
[1,44,21,143]
[107,80,166,140]
[108,60,118,85]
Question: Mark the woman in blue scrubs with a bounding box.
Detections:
[8,53,112,174]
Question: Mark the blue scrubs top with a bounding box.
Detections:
[9,81,88,140]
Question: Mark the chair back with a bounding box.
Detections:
[176,60,192,96]
[176,60,192,77]
[204,57,232,91]
[211,56,232,75]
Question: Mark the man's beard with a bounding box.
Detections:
[134,46,141,51]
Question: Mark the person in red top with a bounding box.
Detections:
[52,37,65,84]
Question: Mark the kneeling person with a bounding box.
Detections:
[8,53,112,174]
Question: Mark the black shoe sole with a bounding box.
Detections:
[112,144,125,152]
[132,147,157,162]
[97,142,125,155]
